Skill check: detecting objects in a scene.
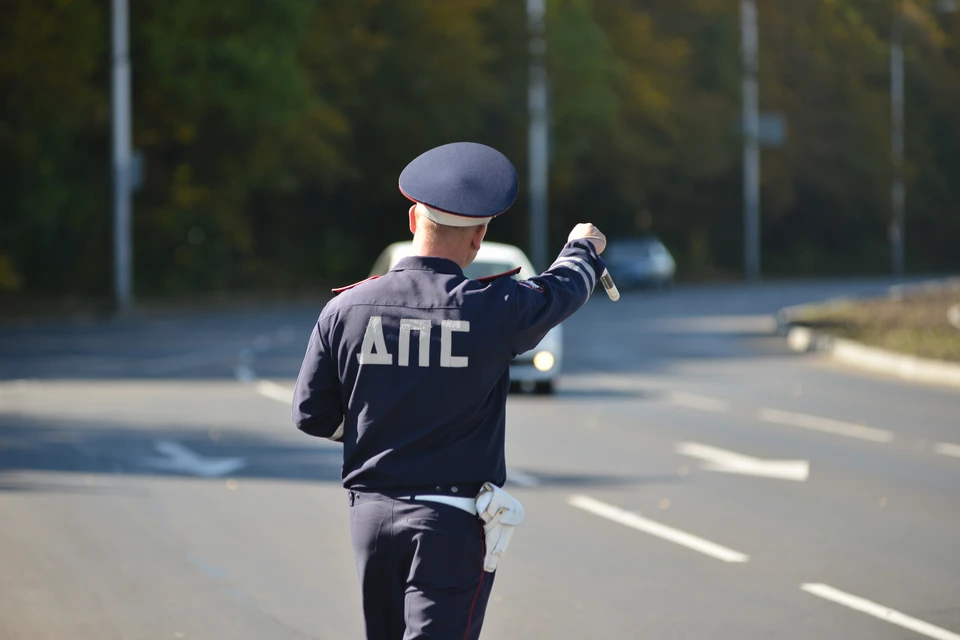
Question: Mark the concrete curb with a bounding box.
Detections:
[948,303,960,330]
[777,279,960,391]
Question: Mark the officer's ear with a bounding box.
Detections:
[408,206,418,235]
[471,223,487,250]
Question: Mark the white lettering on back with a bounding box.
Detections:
[356,317,470,367]
[398,319,432,367]
[440,320,470,368]
[357,316,393,365]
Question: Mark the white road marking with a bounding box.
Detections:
[257,380,293,404]
[758,408,894,443]
[676,442,809,481]
[567,495,749,563]
[801,583,960,640]
[934,442,960,458]
[140,441,246,478]
[506,469,541,487]
[667,392,731,413]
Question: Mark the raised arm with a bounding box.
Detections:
[511,224,607,355]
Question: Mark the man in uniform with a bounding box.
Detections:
[292,141,607,640]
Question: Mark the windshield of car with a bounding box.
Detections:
[607,239,667,260]
[463,260,520,280]
[609,245,651,259]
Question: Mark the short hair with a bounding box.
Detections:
[415,210,480,242]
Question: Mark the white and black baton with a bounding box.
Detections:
[582,235,620,302]
[599,268,620,302]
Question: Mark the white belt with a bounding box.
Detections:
[398,494,478,516]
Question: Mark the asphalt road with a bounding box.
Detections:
[1,279,958,639]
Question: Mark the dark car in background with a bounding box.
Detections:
[603,236,676,290]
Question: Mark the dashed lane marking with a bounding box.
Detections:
[666,392,732,413]
[933,442,960,459]
[758,408,894,443]
[801,583,960,640]
[568,495,749,563]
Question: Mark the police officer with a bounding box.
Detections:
[292,141,607,640]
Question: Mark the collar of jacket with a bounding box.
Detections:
[392,256,464,276]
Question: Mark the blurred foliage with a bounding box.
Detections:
[1,0,958,302]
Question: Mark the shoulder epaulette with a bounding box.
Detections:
[475,267,521,283]
[331,275,380,294]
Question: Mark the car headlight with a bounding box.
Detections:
[533,351,555,372]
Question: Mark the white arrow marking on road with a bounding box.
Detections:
[140,441,246,478]
[676,442,809,481]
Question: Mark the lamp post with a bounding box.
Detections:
[112,0,133,312]
[890,0,906,277]
[741,0,761,281]
[890,0,957,276]
[527,0,549,272]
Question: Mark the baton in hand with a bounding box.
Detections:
[581,234,620,302]
[599,268,620,301]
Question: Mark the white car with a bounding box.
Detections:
[369,241,563,394]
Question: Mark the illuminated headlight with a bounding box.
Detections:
[533,351,555,372]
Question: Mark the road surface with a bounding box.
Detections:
[1,279,958,639]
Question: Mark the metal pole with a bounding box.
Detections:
[112,0,133,312]
[890,2,906,276]
[527,0,549,272]
[741,0,761,281]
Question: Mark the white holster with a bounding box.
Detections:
[475,482,525,573]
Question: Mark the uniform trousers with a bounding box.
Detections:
[349,491,495,640]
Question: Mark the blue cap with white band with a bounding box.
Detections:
[399,142,519,227]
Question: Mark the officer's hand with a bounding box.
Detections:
[568,223,607,254]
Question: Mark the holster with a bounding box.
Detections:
[474,482,525,573]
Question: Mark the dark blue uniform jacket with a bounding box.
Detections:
[292,239,604,492]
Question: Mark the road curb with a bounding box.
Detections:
[777,279,960,390]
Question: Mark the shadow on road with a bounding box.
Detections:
[0,306,319,382]
[0,414,685,493]
[512,387,664,400]
[0,414,343,488]
[0,477,151,495]
[552,386,664,400]
[509,469,683,489]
